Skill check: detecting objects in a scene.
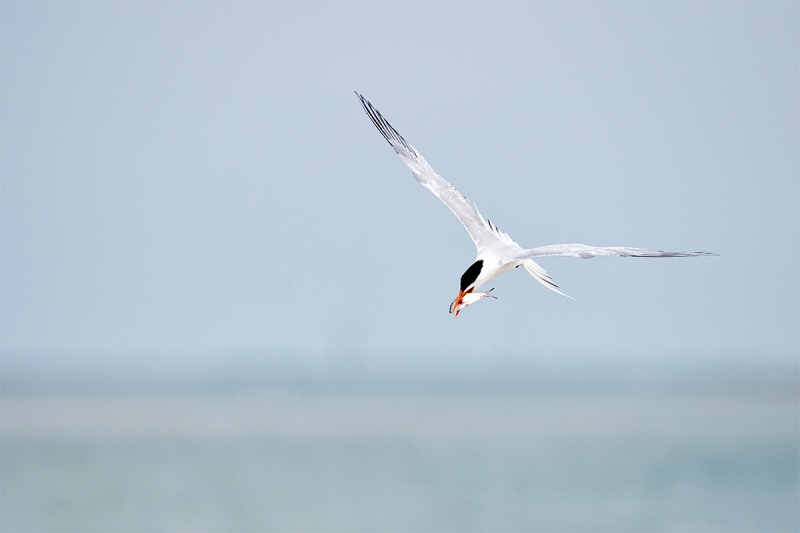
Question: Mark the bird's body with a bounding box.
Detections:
[355,93,716,315]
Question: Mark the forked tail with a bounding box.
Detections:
[522,260,575,300]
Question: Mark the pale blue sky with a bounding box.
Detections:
[2,1,797,377]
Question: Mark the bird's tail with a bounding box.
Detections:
[522,260,574,300]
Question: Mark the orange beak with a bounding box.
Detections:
[449,288,474,317]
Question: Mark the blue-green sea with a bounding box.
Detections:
[1,362,798,532]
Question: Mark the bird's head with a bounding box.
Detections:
[449,259,483,316]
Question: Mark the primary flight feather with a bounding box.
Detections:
[355,92,716,315]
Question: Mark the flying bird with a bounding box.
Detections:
[355,93,716,315]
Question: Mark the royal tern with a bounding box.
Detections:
[355,93,716,315]
[451,288,497,317]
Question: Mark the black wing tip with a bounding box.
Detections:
[355,92,376,117]
[354,93,418,161]
[632,251,720,258]
[354,91,370,112]
[682,251,719,257]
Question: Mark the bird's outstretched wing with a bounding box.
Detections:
[356,92,506,252]
[515,244,718,260]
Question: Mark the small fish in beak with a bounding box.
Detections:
[449,288,497,316]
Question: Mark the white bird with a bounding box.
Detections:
[355,93,716,315]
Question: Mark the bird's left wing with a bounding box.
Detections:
[356,93,504,252]
[515,244,718,260]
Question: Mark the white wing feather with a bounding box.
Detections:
[516,244,718,260]
[356,93,506,252]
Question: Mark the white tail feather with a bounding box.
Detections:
[522,260,575,300]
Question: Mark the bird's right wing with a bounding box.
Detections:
[356,93,508,252]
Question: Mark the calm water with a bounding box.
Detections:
[1,365,798,532]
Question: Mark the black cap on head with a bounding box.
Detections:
[460,260,483,292]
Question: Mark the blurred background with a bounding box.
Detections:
[2,1,797,531]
